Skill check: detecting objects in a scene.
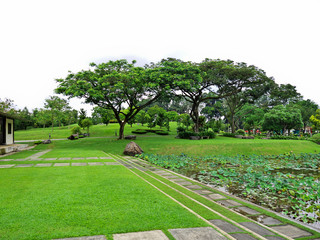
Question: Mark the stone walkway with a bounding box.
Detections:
[2,152,319,240]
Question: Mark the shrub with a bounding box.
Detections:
[132,129,148,134]
[71,125,82,134]
[310,133,320,144]
[34,140,42,145]
[222,132,236,138]
[270,135,299,140]
[235,129,246,136]
[176,126,186,133]
[155,130,169,135]
[177,131,215,139]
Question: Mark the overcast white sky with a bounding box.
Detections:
[1,0,319,114]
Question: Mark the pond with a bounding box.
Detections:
[140,153,320,229]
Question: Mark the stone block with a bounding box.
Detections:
[169,227,227,240]
[54,235,107,240]
[193,189,212,195]
[54,163,70,167]
[15,164,33,168]
[217,199,242,207]
[209,219,242,233]
[72,163,87,166]
[186,185,202,190]
[88,162,103,166]
[234,206,260,215]
[239,222,274,236]
[230,233,257,240]
[270,225,312,238]
[207,193,226,200]
[35,163,52,167]
[113,230,168,240]
[0,164,15,168]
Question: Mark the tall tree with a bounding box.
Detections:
[294,100,318,132]
[310,109,320,131]
[55,60,169,139]
[44,96,69,131]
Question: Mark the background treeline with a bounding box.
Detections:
[1,58,320,138]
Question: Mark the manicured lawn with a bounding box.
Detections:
[0,166,207,240]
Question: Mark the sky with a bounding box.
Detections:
[1,0,319,115]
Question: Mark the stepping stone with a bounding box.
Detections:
[265,236,286,240]
[230,233,257,240]
[72,163,87,166]
[86,157,99,160]
[44,158,57,161]
[249,215,282,226]
[171,178,186,182]
[158,172,172,176]
[15,164,34,168]
[207,193,226,200]
[104,162,120,165]
[239,222,274,236]
[72,158,85,160]
[209,219,243,233]
[59,158,71,160]
[176,181,193,186]
[234,206,260,215]
[0,159,12,161]
[193,189,212,195]
[113,230,168,240]
[270,225,312,238]
[54,163,70,167]
[35,163,52,167]
[217,199,242,207]
[164,175,179,179]
[54,235,107,240]
[88,162,103,166]
[13,159,26,161]
[100,157,113,159]
[186,185,202,190]
[0,164,15,168]
[29,158,42,161]
[169,227,227,240]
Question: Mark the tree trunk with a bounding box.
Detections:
[191,102,200,133]
[230,114,236,134]
[118,121,126,139]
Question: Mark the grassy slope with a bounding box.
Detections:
[0,166,207,240]
[13,123,320,156]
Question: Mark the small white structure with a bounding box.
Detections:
[0,112,14,145]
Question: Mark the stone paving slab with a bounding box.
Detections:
[72,163,87,166]
[59,158,72,160]
[217,199,242,207]
[72,158,85,160]
[13,159,26,161]
[0,159,12,161]
[209,219,243,233]
[193,189,212,195]
[113,230,168,240]
[88,162,104,166]
[29,158,42,161]
[169,227,227,240]
[54,235,107,240]
[104,162,120,165]
[270,225,313,238]
[186,184,202,190]
[163,175,179,179]
[44,158,57,161]
[158,172,172,176]
[171,178,186,182]
[249,215,282,226]
[0,164,15,168]
[35,163,52,167]
[99,157,113,159]
[207,193,226,200]
[265,236,286,240]
[86,157,99,160]
[54,163,70,167]
[176,181,193,186]
[230,233,257,240]
[239,222,275,236]
[234,206,260,215]
[15,164,34,168]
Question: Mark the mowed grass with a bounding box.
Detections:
[0,166,208,240]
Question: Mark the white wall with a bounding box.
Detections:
[6,118,13,144]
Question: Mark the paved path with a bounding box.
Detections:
[1,153,319,239]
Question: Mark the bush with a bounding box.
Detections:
[155,130,169,135]
[235,129,246,136]
[34,140,42,145]
[270,135,299,140]
[71,125,82,134]
[177,131,215,139]
[310,133,320,144]
[176,126,186,133]
[132,129,148,134]
[222,132,236,138]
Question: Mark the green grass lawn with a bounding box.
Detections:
[0,166,208,240]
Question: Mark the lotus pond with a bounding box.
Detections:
[139,152,320,229]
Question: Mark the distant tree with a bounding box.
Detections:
[269,83,302,106]
[92,107,113,126]
[237,104,265,134]
[78,108,87,128]
[0,98,15,113]
[310,109,320,131]
[136,110,148,126]
[34,109,51,128]
[262,105,303,135]
[44,96,70,131]
[294,100,319,132]
[177,113,193,130]
[81,118,93,135]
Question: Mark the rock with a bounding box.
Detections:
[124,135,136,140]
[123,141,143,156]
[190,136,201,140]
[42,139,51,144]
[67,134,78,140]
[235,135,244,139]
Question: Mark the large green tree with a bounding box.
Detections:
[294,100,318,132]
[44,96,70,131]
[56,60,168,139]
[262,105,303,134]
[310,109,320,131]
